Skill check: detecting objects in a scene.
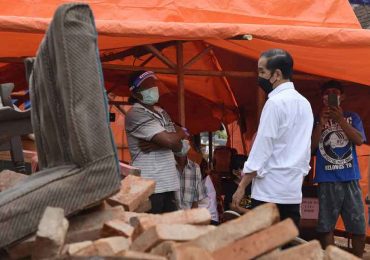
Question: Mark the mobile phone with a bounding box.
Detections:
[328,93,339,107]
[109,112,116,122]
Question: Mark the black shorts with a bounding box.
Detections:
[251,199,301,229]
[317,181,365,235]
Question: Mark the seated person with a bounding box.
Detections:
[199,158,219,225]
[174,149,207,210]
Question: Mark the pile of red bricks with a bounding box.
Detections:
[0,171,360,260]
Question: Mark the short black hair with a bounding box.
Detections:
[320,80,344,94]
[260,49,294,79]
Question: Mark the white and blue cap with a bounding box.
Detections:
[129,71,158,92]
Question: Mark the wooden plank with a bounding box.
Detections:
[177,41,185,126]
[184,46,212,69]
[145,44,176,69]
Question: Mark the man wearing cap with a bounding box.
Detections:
[125,70,189,214]
[312,80,366,257]
[232,49,313,228]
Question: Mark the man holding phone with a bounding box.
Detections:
[311,80,366,257]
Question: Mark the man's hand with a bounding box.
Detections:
[174,125,188,139]
[232,187,245,210]
[329,106,343,123]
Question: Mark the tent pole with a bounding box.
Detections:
[103,64,323,80]
[177,41,185,127]
[208,132,213,168]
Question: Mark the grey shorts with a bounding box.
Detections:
[317,180,365,235]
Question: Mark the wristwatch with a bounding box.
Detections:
[365,195,370,205]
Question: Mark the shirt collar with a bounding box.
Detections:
[268,81,295,98]
[176,159,193,171]
[134,102,163,119]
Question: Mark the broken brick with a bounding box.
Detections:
[100,219,134,238]
[178,203,279,253]
[212,219,298,260]
[131,224,215,252]
[130,208,211,235]
[0,169,27,192]
[32,207,69,259]
[326,245,360,260]
[107,175,155,211]
[66,206,125,243]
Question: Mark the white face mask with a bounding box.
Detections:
[140,87,159,105]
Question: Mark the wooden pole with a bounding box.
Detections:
[183,46,212,69]
[177,41,185,127]
[208,132,213,168]
[104,63,323,80]
[103,64,255,78]
[145,44,176,69]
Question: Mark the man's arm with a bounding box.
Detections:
[151,126,186,152]
[330,107,363,145]
[311,108,329,153]
[311,124,322,153]
[232,172,257,210]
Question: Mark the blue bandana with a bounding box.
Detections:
[129,71,157,91]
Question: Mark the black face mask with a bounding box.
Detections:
[257,72,275,94]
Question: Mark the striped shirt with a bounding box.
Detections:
[125,103,179,193]
[175,159,207,209]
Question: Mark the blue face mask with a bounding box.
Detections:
[140,87,159,105]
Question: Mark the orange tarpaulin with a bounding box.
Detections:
[1,0,370,236]
[1,0,370,135]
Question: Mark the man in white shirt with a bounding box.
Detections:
[232,49,313,228]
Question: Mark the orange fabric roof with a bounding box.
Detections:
[1,0,370,135]
[1,0,369,85]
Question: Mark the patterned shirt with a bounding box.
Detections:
[175,159,207,209]
[125,103,179,193]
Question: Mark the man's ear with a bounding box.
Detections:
[132,91,143,101]
[274,69,283,81]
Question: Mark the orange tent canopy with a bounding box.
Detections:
[1,0,370,135]
[1,0,369,84]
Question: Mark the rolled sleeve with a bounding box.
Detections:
[126,112,166,142]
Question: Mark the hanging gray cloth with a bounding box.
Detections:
[0,3,120,248]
